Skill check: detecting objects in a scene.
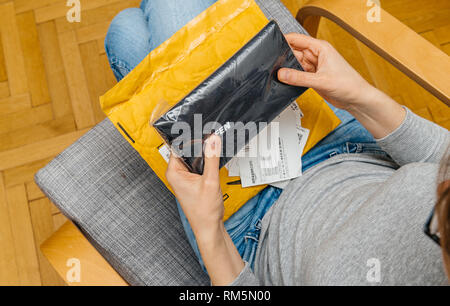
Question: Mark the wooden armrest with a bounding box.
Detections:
[296,0,450,106]
[41,221,128,286]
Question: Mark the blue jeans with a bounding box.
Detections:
[105,0,387,272]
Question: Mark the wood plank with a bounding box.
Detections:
[13,0,62,14]
[438,119,450,130]
[25,181,46,201]
[76,21,109,44]
[79,41,106,124]
[100,53,117,91]
[5,184,41,285]
[0,81,10,99]
[0,94,31,116]
[0,114,76,152]
[0,104,53,135]
[37,21,72,118]
[401,8,450,34]
[3,158,54,188]
[50,202,61,216]
[433,24,450,45]
[97,38,106,55]
[281,0,307,16]
[442,43,450,56]
[428,99,450,123]
[52,213,68,231]
[0,2,29,96]
[413,107,434,121]
[0,33,7,82]
[0,174,20,285]
[380,0,450,23]
[420,30,441,48]
[35,0,127,24]
[29,198,66,286]
[58,30,95,129]
[54,0,140,33]
[0,128,89,171]
[16,11,51,107]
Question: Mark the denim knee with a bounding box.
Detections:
[105,7,151,81]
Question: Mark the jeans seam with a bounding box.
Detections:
[346,142,387,156]
[110,57,131,73]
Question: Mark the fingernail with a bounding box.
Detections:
[206,135,221,157]
[210,135,221,150]
[279,69,289,81]
[209,138,216,150]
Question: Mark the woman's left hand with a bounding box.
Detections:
[166,135,245,286]
[166,135,224,239]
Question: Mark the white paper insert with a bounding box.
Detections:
[237,103,308,188]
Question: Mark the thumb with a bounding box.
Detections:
[203,134,222,179]
[278,68,320,88]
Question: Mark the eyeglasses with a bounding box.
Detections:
[424,208,441,246]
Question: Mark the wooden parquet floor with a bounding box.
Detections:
[0,0,448,286]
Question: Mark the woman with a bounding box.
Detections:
[106,0,450,285]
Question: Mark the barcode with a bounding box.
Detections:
[262,166,279,177]
[249,161,256,184]
[279,139,287,177]
[297,132,303,145]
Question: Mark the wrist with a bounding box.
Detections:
[345,83,381,114]
[194,222,227,246]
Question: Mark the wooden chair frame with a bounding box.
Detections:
[297,0,450,106]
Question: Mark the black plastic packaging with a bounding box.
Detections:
[153,20,308,174]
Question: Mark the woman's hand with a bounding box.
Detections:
[279,33,406,139]
[278,33,374,110]
[166,135,245,285]
[166,135,224,239]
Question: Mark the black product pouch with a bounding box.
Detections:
[153,20,308,174]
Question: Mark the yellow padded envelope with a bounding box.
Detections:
[100,0,341,220]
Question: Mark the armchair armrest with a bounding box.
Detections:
[296,0,450,106]
[41,221,128,286]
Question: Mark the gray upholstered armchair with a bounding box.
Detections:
[36,0,450,286]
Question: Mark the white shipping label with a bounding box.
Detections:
[226,157,240,177]
[270,127,310,189]
[238,103,306,188]
[159,144,171,163]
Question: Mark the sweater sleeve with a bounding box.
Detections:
[228,262,260,286]
[376,108,450,166]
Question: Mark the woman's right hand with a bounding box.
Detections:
[278,33,376,111]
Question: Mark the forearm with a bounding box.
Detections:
[195,223,245,286]
[346,86,406,139]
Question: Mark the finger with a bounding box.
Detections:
[299,60,316,73]
[285,33,321,53]
[278,68,320,88]
[167,152,188,174]
[292,51,316,73]
[293,50,304,63]
[303,49,319,66]
[203,134,221,180]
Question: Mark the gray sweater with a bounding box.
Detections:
[231,109,450,286]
